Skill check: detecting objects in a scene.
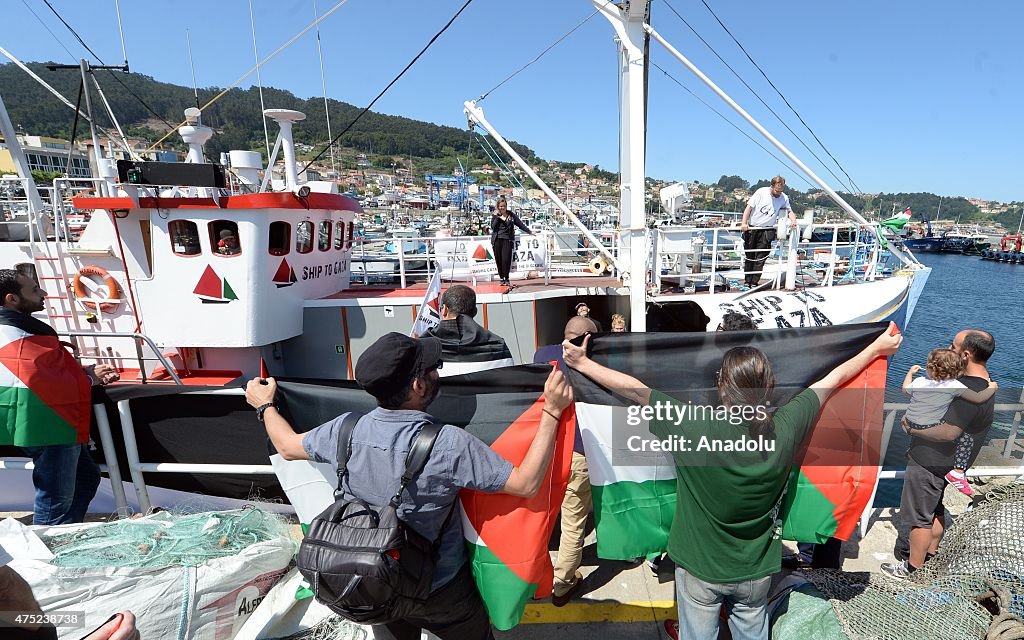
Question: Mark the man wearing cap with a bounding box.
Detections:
[245,333,573,640]
[574,302,603,332]
[217,230,240,255]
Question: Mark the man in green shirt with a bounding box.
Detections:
[562,325,901,640]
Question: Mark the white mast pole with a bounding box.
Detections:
[248,0,273,161]
[113,0,129,67]
[594,0,649,331]
[314,0,337,175]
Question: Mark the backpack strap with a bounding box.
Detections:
[390,422,445,507]
[334,412,362,497]
[393,422,462,547]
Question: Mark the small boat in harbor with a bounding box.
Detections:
[980,234,1024,263]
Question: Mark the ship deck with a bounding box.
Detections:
[314,275,625,306]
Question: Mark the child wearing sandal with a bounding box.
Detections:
[902,347,997,495]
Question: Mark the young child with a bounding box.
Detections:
[610,313,627,333]
[902,348,997,495]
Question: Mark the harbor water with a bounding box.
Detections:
[876,251,1024,505]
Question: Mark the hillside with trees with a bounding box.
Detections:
[0,61,539,173]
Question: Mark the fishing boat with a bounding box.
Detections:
[980,234,1024,263]
[0,0,933,516]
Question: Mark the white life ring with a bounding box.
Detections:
[589,258,608,275]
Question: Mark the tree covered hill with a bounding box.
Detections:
[0,61,538,165]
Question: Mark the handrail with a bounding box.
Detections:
[58,331,184,385]
[349,229,620,286]
[653,220,904,295]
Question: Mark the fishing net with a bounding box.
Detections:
[265,618,370,640]
[806,481,1024,640]
[41,506,292,569]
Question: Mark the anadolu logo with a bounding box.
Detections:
[272,258,297,288]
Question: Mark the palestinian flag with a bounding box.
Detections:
[0,323,91,446]
[565,323,888,559]
[272,365,573,630]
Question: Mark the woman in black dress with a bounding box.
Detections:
[489,196,532,286]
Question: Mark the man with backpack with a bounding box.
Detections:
[245,332,574,640]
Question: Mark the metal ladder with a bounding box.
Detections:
[26,182,85,335]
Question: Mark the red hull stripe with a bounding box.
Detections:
[73,192,362,212]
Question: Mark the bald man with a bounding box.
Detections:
[533,315,598,606]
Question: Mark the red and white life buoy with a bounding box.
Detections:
[72,266,122,313]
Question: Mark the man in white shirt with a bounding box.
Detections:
[740,176,797,287]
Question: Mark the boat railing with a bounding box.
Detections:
[4,389,1018,521]
[349,229,621,288]
[58,330,184,385]
[857,392,1024,537]
[50,177,113,246]
[651,220,897,298]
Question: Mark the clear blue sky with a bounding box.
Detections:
[4,0,1023,202]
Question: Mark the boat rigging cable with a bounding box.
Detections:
[695,0,863,195]
[144,0,355,153]
[300,0,477,174]
[314,0,338,175]
[474,134,530,200]
[660,0,857,195]
[39,0,177,133]
[0,46,136,159]
[19,0,75,61]
[475,7,602,103]
[649,61,813,190]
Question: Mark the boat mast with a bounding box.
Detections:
[0,93,46,221]
[594,0,650,332]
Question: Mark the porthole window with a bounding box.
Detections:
[318,221,332,252]
[269,221,290,256]
[334,221,344,250]
[169,220,201,256]
[296,221,313,254]
[209,220,242,256]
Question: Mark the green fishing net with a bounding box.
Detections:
[42,507,292,569]
[806,481,1024,640]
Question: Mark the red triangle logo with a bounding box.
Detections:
[193,265,222,298]
[472,244,489,260]
[273,259,296,287]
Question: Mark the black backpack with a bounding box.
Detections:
[296,413,456,624]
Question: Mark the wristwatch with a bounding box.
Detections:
[255,402,278,422]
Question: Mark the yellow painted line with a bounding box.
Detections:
[520,600,676,624]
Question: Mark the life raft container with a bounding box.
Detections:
[72,266,122,313]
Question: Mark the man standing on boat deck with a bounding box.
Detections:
[0,267,119,525]
[740,176,798,287]
[425,284,514,376]
[245,332,573,640]
[882,329,996,579]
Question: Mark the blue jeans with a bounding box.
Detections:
[676,566,771,640]
[21,443,101,525]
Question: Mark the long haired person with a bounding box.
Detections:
[562,326,901,640]
[489,196,532,287]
